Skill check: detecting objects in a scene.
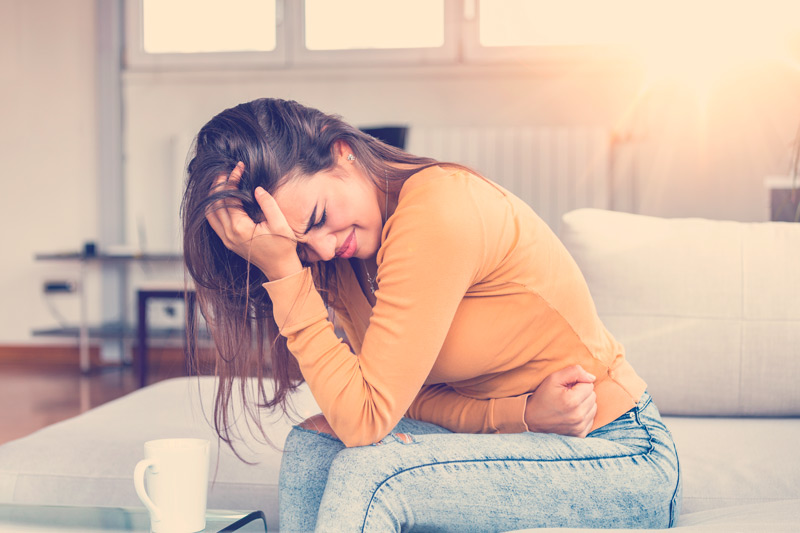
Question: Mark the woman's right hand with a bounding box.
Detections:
[206,162,303,281]
[524,365,597,438]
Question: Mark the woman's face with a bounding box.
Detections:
[272,161,384,263]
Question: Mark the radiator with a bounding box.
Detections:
[406,126,613,230]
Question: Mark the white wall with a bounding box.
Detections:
[0,0,100,344]
[123,60,800,257]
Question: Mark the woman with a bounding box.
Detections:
[182,98,681,532]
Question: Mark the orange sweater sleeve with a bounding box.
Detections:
[263,171,491,447]
[408,384,531,434]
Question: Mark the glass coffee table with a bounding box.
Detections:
[0,503,267,532]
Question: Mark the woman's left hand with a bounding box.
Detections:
[206,162,303,280]
[300,413,339,439]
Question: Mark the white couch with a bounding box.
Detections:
[1,209,798,532]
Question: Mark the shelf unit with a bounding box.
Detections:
[33,252,185,373]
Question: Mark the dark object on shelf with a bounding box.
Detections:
[771,188,800,222]
[43,280,77,293]
[33,250,185,375]
[360,126,408,150]
[83,241,97,257]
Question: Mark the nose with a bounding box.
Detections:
[305,231,337,262]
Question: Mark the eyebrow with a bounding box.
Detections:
[302,203,318,235]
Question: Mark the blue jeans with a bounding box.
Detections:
[279,392,681,532]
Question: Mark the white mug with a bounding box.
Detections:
[133,438,210,533]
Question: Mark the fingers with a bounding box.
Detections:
[207,162,251,240]
[207,163,244,230]
[299,413,325,432]
[254,186,282,224]
[572,382,597,413]
[570,381,595,403]
[210,161,244,189]
[228,161,244,184]
[253,186,298,244]
[570,382,597,437]
[299,413,338,438]
[568,367,598,436]
[554,364,596,388]
[555,379,596,438]
[208,162,244,206]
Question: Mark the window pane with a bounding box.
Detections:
[479,0,646,47]
[142,0,276,53]
[305,0,444,50]
[479,0,800,50]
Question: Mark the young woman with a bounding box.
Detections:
[182,98,681,532]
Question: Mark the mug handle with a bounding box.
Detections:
[133,458,162,523]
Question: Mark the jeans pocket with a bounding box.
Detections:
[588,408,653,454]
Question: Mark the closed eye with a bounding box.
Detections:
[313,208,327,230]
[303,204,327,235]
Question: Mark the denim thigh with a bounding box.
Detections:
[280,393,681,532]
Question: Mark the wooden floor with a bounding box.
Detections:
[0,353,186,446]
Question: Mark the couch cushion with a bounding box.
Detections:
[506,498,800,532]
[664,416,800,515]
[0,377,320,532]
[560,209,800,416]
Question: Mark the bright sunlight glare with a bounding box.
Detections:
[481,0,800,88]
[637,0,800,87]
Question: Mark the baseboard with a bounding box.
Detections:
[0,344,187,367]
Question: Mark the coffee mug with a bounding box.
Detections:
[133,438,210,533]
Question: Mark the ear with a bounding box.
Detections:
[334,140,353,163]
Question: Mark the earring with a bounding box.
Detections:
[347,154,356,161]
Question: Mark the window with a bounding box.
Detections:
[304,0,444,51]
[141,0,277,53]
[292,0,455,66]
[125,0,285,69]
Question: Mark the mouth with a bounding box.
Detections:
[334,229,357,259]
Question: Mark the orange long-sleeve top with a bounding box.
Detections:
[263,165,647,447]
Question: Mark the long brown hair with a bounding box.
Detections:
[181,98,439,453]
